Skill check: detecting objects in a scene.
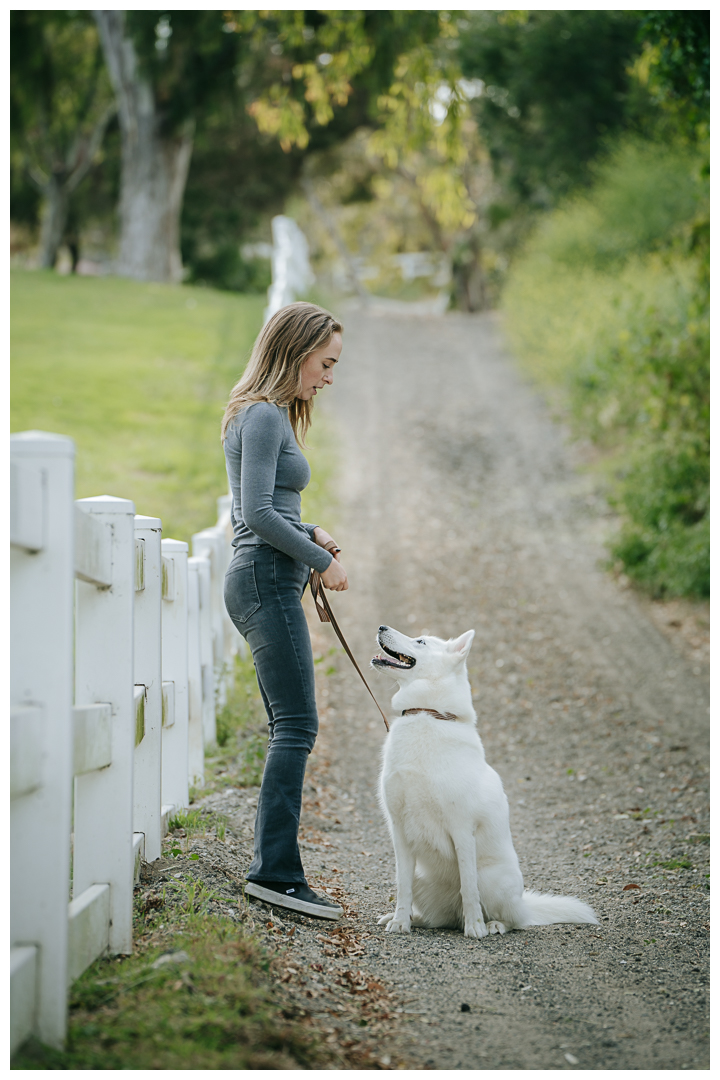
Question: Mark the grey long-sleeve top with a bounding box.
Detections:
[223,401,334,573]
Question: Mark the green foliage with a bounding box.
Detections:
[177,81,302,292]
[125,9,443,164]
[534,141,704,271]
[185,245,271,294]
[168,809,206,834]
[10,271,264,540]
[10,10,117,265]
[230,10,444,152]
[504,138,708,598]
[638,11,710,117]
[125,11,243,134]
[458,10,646,205]
[164,878,222,927]
[10,10,114,180]
[368,33,480,234]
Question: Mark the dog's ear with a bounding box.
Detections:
[449,629,475,659]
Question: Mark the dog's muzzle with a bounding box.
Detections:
[372,627,416,670]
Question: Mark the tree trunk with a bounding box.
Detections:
[451,232,488,312]
[36,175,70,269]
[94,10,194,283]
[30,99,116,272]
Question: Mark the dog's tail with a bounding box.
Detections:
[519,889,597,927]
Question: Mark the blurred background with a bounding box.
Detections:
[10,9,709,597]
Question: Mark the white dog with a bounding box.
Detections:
[372,625,597,937]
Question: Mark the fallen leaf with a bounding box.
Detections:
[623,883,641,891]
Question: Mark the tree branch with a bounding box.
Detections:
[396,164,450,253]
[28,165,50,193]
[66,99,117,194]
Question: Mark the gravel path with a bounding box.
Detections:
[193,308,709,1070]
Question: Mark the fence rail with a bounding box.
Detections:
[10,430,240,1055]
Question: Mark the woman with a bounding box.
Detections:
[221,302,347,920]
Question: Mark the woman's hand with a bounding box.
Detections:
[313,525,347,590]
[321,556,348,592]
[313,526,338,552]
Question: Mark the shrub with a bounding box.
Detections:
[503,137,708,597]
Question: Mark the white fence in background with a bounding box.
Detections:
[10,430,242,1055]
[264,214,315,321]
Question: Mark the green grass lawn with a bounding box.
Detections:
[11,270,265,541]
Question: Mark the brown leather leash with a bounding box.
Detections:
[309,544,390,732]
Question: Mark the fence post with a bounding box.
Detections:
[217,492,246,663]
[133,515,163,864]
[195,556,216,746]
[11,431,75,1052]
[191,528,225,703]
[161,539,189,822]
[73,495,136,959]
[187,558,205,788]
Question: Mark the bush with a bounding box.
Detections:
[186,245,271,294]
[534,140,704,271]
[503,137,708,597]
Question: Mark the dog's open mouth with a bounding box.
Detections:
[371,643,416,670]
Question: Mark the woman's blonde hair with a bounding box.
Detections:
[221,302,343,445]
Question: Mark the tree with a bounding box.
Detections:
[289,19,502,312]
[457,10,645,207]
[365,37,493,309]
[93,10,241,282]
[180,100,302,292]
[10,11,116,269]
[94,9,443,284]
[638,10,710,119]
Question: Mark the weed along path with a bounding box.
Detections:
[293,308,709,1070]
[157,308,708,1070]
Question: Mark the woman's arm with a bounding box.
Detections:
[240,404,333,572]
[311,525,339,551]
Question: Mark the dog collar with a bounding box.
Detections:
[401,708,458,722]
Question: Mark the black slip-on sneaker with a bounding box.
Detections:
[244,880,342,920]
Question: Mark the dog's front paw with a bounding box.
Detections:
[377,912,394,926]
[385,917,411,934]
[464,919,489,939]
[487,920,507,935]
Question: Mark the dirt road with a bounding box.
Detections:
[292,308,710,1070]
[188,308,709,1070]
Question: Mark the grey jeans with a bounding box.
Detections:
[224,545,318,883]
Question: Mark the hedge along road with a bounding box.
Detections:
[295,306,710,1070]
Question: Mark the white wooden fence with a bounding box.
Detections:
[10,430,241,1054]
